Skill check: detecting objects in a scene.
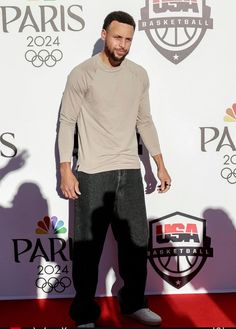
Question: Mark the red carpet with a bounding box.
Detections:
[0,293,235,327]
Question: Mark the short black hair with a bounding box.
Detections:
[102,11,136,30]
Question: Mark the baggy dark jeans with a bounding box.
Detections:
[69,169,149,325]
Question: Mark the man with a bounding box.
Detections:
[58,11,171,327]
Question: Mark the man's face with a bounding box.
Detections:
[101,20,134,65]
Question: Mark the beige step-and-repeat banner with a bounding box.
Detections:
[0,0,236,300]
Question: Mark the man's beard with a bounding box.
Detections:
[104,43,128,65]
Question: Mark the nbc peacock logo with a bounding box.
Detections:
[36,216,67,235]
[224,103,236,122]
[138,0,213,64]
[199,102,236,184]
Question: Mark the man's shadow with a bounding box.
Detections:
[0,151,49,298]
[190,208,236,325]
[0,151,73,305]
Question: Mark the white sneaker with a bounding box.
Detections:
[127,308,162,326]
[77,323,95,328]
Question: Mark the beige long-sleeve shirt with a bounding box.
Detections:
[58,53,161,173]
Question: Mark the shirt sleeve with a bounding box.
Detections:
[136,69,161,156]
[58,67,86,163]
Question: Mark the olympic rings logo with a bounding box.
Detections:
[221,167,236,184]
[25,49,63,67]
[36,276,71,293]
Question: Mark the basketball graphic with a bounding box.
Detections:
[139,0,213,64]
[159,253,199,274]
[148,212,213,288]
[155,26,200,47]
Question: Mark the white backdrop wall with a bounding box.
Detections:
[0,0,236,300]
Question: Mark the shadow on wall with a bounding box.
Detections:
[0,151,73,300]
[0,151,48,298]
[92,38,104,56]
[192,208,236,291]
[139,136,158,194]
[189,208,236,325]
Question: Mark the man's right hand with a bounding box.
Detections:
[60,162,81,199]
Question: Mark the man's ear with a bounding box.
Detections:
[101,29,106,41]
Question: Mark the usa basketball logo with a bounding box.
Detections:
[148,212,213,288]
[139,0,213,64]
